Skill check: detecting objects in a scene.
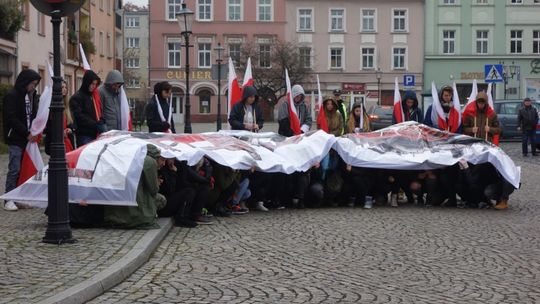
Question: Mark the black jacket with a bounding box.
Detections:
[70,70,102,138]
[393,90,424,124]
[3,69,41,148]
[518,105,539,131]
[228,86,264,131]
[147,82,176,133]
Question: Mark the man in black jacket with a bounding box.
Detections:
[517,97,539,156]
[146,81,176,133]
[69,70,102,146]
[2,69,41,211]
[228,86,264,132]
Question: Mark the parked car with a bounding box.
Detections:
[367,105,394,130]
[492,100,540,145]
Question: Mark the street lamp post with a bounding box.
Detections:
[30,0,83,244]
[214,43,224,131]
[500,61,518,99]
[376,68,382,106]
[177,3,194,134]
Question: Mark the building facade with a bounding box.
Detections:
[424,0,540,104]
[286,0,425,110]
[124,7,150,126]
[149,0,286,124]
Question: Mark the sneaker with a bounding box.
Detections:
[457,201,466,209]
[364,200,373,209]
[231,205,249,215]
[194,215,214,225]
[255,201,269,212]
[3,200,18,211]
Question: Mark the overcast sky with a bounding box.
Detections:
[125,0,148,7]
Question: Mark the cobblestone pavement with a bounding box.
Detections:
[89,142,540,304]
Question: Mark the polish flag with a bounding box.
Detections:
[316,74,328,132]
[462,79,485,118]
[17,64,53,185]
[242,57,254,87]
[79,43,102,120]
[430,82,461,133]
[393,77,404,123]
[119,87,133,131]
[285,69,301,135]
[227,57,242,126]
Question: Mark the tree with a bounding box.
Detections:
[236,39,311,109]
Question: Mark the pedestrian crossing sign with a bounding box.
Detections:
[484,64,504,83]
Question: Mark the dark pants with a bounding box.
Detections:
[158,188,196,222]
[485,179,515,201]
[522,130,536,155]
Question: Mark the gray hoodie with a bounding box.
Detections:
[99,70,125,131]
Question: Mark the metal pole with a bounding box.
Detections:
[43,12,75,244]
[183,33,192,134]
[377,78,381,106]
[216,60,222,131]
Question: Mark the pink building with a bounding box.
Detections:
[149,0,286,123]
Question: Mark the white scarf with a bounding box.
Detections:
[154,94,172,131]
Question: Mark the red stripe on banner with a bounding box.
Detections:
[393,103,403,123]
[66,145,87,169]
[287,92,301,135]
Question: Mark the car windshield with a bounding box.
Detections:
[374,107,393,117]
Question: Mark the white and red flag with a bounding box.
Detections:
[315,74,328,132]
[242,57,254,87]
[227,57,242,126]
[285,69,301,135]
[430,81,461,133]
[393,77,404,123]
[79,43,102,121]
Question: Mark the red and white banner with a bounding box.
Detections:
[315,74,328,132]
[227,57,242,125]
[242,57,253,87]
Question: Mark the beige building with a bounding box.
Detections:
[285,0,424,109]
[87,0,117,80]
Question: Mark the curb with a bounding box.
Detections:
[38,218,173,304]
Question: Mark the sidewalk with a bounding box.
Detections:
[0,123,280,304]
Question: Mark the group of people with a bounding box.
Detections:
[2,69,526,227]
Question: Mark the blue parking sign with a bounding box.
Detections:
[404,74,415,87]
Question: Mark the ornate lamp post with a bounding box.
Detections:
[176,3,194,133]
[500,60,519,99]
[376,68,382,106]
[214,43,224,131]
[30,0,83,244]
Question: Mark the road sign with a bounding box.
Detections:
[484,64,504,83]
[403,74,415,87]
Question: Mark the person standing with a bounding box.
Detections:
[228,86,264,132]
[146,81,175,133]
[99,69,125,131]
[332,89,348,135]
[462,92,501,143]
[70,70,103,146]
[393,90,423,124]
[278,84,312,136]
[2,69,41,211]
[517,97,539,156]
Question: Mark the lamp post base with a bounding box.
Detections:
[43,222,77,244]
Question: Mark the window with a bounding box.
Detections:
[299,47,312,68]
[330,9,345,32]
[393,47,406,69]
[168,38,182,68]
[258,0,272,21]
[510,0,523,4]
[228,0,242,21]
[126,17,140,27]
[259,44,271,68]
[37,12,45,35]
[476,0,488,3]
[443,30,455,54]
[198,0,212,21]
[361,9,376,32]
[167,0,182,20]
[361,48,375,69]
[99,32,104,55]
[442,0,456,4]
[198,43,211,68]
[22,2,29,30]
[228,44,241,65]
[127,78,140,88]
[476,30,488,54]
[330,47,343,69]
[126,37,140,48]
[107,33,112,57]
[298,9,313,32]
[534,31,540,54]
[392,9,407,32]
[198,90,212,114]
[126,58,140,68]
[510,30,522,54]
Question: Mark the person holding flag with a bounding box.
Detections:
[99,69,128,131]
[146,81,176,133]
[318,96,343,136]
[393,90,423,124]
[70,70,103,146]
[278,84,312,136]
[346,101,370,134]
[2,69,41,211]
[228,86,264,132]
[462,91,501,143]
[424,83,462,133]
